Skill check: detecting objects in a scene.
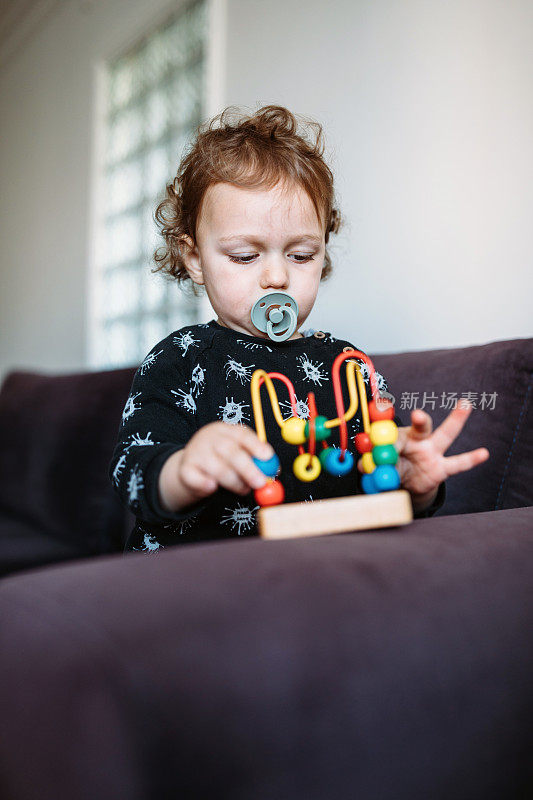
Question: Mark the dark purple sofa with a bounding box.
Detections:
[0,337,531,799]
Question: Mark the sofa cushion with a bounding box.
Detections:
[372,337,533,515]
[0,507,531,799]
[0,367,137,575]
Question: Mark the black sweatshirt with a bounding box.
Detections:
[109,320,446,552]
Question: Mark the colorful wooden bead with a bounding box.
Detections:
[281,416,307,445]
[252,453,281,477]
[319,448,331,468]
[368,399,395,421]
[354,432,373,454]
[293,453,321,482]
[361,472,379,494]
[361,452,376,473]
[322,447,354,476]
[372,465,400,491]
[254,478,285,506]
[372,444,398,466]
[369,420,398,447]
[304,415,331,441]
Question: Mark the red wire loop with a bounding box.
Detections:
[307,392,317,467]
[331,350,380,456]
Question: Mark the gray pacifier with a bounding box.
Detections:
[251,292,299,342]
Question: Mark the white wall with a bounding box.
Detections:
[225,0,533,351]
[1,0,532,384]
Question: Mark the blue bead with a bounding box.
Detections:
[373,464,400,491]
[253,453,281,478]
[361,472,379,494]
[323,447,354,476]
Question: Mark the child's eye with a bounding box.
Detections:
[227,253,315,264]
[228,254,257,263]
[291,253,315,263]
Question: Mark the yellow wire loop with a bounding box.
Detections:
[250,370,285,443]
[324,359,360,429]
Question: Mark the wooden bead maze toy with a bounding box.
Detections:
[250,348,413,539]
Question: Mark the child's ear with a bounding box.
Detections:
[179,235,205,285]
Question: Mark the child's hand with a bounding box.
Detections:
[159,422,274,513]
[357,400,490,511]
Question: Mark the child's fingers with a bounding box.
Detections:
[214,440,268,491]
[195,452,252,496]
[431,401,474,455]
[181,463,218,495]
[408,409,433,439]
[443,447,490,477]
[220,422,274,460]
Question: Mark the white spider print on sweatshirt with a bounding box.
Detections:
[279,395,310,420]
[351,360,388,393]
[296,354,330,386]
[163,516,196,536]
[124,431,159,452]
[133,532,163,552]
[220,503,260,536]
[225,356,255,385]
[173,330,200,357]
[112,454,126,487]
[139,349,164,375]
[122,391,142,425]
[191,363,206,396]
[237,339,273,353]
[127,463,144,506]
[171,385,197,414]
[218,397,251,425]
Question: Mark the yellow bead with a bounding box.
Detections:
[369,420,398,447]
[281,416,307,445]
[361,452,376,474]
[293,454,321,482]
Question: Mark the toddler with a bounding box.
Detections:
[109,105,489,553]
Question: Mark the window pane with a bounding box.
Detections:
[146,90,168,143]
[106,159,144,215]
[141,268,166,311]
[169,63,202,129]
[106,214,142,266]
[92,1,206,369]
[107,106,144,163]
[104,265,141,317]
[144,146,168,199]
[141,316,168,354]
[107,319,140,365]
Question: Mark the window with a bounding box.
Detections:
[89,0,208,369]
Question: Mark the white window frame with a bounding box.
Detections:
[86,0,226,370]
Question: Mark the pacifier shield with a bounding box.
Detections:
[251,292,299,342]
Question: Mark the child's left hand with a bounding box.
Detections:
[357,400,490,512]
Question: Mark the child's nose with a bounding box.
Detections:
[259,257,289,290]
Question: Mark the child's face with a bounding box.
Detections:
[181,180,326,339]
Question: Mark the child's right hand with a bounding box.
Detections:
[158,422,275,512]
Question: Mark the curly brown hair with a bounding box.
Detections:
[152,104,342,296]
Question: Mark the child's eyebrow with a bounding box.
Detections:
[219,234,322,246]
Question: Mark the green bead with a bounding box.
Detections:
[372,444,398,466]
[304,416,331,441]
[319,447,333,467]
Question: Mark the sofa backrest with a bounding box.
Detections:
[0,366,136,574]
[372,337,533,515]
[0,336,531,575]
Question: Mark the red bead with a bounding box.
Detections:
[368,398,395,421]
[354,432,373,453]
[254,479,285,507]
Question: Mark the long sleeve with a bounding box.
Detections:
[108,338,207,525]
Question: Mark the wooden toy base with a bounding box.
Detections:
[257,490,413,540]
